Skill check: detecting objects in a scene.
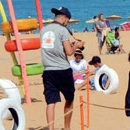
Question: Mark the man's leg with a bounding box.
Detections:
[98,37,103,55]
[99,46,102,55]
[46,103,55,130]
[64,100,73,130]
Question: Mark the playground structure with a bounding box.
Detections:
[0,0,44,104]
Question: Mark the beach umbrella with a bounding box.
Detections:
[106,15,122,27]
[42,18,79,32]
[42,19,53,24]
[68,19,80,32]
[86,19,94,24]
[86,18,98,24]
[42,18,79,24]
[69,19,80,24]
[106,15,122,20]
[86,18,95,24]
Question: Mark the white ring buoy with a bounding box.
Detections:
[0,79,21,100]
[0,99,25,130]
[94,66,119,94]
[0,79,21,119]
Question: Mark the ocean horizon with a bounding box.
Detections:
[0,0,130,33]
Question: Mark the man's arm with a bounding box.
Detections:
[63,40,84,56]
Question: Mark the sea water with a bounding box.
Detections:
[0,0,130,33]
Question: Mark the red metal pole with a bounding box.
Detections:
[80,96,85,130]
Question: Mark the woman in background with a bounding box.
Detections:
[95,13,107,55]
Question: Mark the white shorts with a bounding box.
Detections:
[113,39,119,47]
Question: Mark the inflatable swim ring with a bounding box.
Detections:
[5,38,40,52]
[12,63,44,76]
[1,18,38,33]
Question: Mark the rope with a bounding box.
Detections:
[0,80,129,111]
[1,81,129,111]
[83,101,129,111]
[37,102,83,130]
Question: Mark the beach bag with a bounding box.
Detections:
[125,71,130,116]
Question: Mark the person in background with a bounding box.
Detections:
[83,26,88,32]
[129,53,130,62]
[40,6,84,130]
[92,16,97,32]
[114,27,125,53]
[88,56,110,90]
[125,52,130,116]
[95,13,107,55]
[105,19,111,28]
[70,49,88,90]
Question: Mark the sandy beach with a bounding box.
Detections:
[0,31,130,130]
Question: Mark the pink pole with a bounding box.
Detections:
[7,0,31,104]
[35,0,43,30]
